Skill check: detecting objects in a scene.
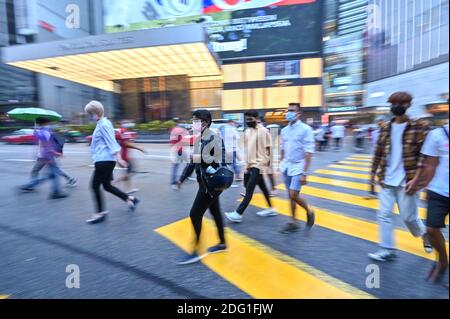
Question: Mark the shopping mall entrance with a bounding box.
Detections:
[118,75,191,122]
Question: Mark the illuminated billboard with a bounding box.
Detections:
[103,0,322,60]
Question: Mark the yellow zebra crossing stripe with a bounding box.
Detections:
[156,218,374,299]
[285,175,427,201]
[0,295,9,299]
[350,154,372,159]
[339,161,371,167]
[315,169,370,180]
[248,194,448,261]
[347,157,372,162]
[275,184,438,222]
[328,164,371,172]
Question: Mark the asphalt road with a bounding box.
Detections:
[0,141,448,299]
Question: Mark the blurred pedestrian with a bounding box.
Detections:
[169,118,189,190]
[330,122,345,150]
[279,103,315,234]
[368,92,432,261]
[176,109,228,264]
[315,125,327,152]
[20,117,68,199]
[409,109,449,284]
[84,101,139,224]
[113,129,146,194]
[221,119,241,188]
[225,111,277,223]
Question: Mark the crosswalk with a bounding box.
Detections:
[156,153,448,299]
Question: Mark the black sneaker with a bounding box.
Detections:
[49,193,68,199]
[177,252,204,265]
[128,197,140,211]
[306,208,315,229]
[280,222,300,234]
[207,244,228,254]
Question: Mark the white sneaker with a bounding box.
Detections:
[256,208,278,217]
[225,211,243,223]
[171,184,179,191]
[368,249,396,262]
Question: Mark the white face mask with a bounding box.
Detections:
[192,120,202,133]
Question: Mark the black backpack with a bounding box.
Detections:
[52,133,65,154]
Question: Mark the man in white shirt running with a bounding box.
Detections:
[279,103,316,234]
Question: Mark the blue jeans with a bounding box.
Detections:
[25,159,62,194]
[377,185,426,249]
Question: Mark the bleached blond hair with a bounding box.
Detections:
[84,100,104,117]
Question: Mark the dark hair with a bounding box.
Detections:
[192,109,212,127]
[288,102,301,111]
[244,110,259,118]
[388,92,413,105]
[36,117,51,125]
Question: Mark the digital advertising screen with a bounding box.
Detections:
[103,0,323,60]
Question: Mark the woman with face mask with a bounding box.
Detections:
[176,109,228,264]
[84,100,139,224]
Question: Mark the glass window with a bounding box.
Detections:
[265,60,300,80]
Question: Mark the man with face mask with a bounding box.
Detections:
[369,92,432,261]
[225,111,276,223]
[279,103,315,233]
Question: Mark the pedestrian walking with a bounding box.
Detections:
[113,128,146,194]
[84,101,139,224]
[330,122,345,150]
[176,109,231,264]
[225,111,277,223]
[20,117,68,199]
[169,118,189,190]
[279,103,315,234]
[368,92,432,261]
[221,119,241,188]
[409,109,449,284]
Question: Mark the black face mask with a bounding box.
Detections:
[391,105,407,116]
[246,120,257,128]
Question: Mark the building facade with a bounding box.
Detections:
[365,0,449,118]
[1,0,114,122]
[102,0,325,123]
[323,0,368,122]
[0,0,38,119]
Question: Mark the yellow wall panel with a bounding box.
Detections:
[265,86,300,109]
[252,88,264,109]
[300,58,323,78]
[223,64,244,83]
[222,89,244,110]
[301,85,323,107]
[244,62,265,81]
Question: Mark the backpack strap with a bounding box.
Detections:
[442,126,449,139]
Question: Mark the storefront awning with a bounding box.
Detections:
[1,25,221,92]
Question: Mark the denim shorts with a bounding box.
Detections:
[283,172,302,192]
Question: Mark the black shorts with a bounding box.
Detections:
[426,190,449,229]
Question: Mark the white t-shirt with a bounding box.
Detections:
[385,122,407,187]
[331,125,345,138]
[421,124,449,197]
